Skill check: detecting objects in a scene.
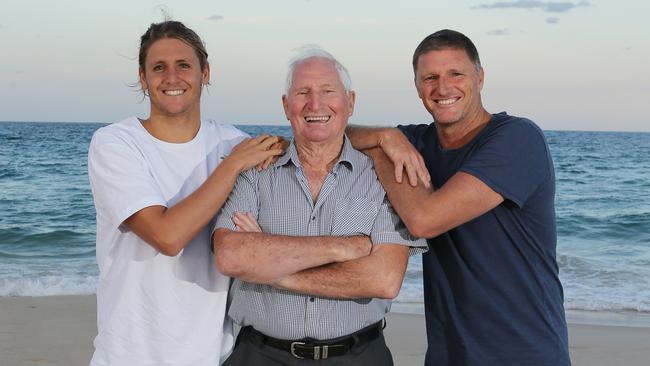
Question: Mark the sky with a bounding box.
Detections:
[1,0,649,132]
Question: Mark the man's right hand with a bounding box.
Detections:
[224,135,285,173]
[378,129,431,188]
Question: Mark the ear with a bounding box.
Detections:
[282,95,290,120]
[347,90,356,116]
[478,67,485,91]
[202,62,211,85]
[139,68,148,91]
[415,77,424,100]
[413,71,426,99]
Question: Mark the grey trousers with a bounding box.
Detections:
[223,326,394,366]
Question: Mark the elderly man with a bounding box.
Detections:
[212,48,425,366]
[348,29,571,365]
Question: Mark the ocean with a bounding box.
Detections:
[1,121,649,314]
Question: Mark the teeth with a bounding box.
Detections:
[305,116,330,122]
[437,98,458,105]
[164,90,185,96]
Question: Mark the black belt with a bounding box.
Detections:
[244,320,385,360]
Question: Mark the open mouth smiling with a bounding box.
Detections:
[304,115,331,123]
[163,89,186,96]
[435,97,460,106]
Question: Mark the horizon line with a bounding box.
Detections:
[1,120,649,134]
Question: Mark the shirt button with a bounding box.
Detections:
[311,216,316,220]
[309,297,315,302]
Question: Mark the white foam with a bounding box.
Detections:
[0,275,97,296]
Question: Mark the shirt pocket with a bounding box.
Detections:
[330,198,379,236]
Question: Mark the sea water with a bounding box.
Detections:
[1,121,649,313]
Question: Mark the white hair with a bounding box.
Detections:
[284,45,352,94]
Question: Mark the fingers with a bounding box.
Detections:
[392,148,430,188]
[405,161,418,187]
[394,161,404,184]
[257,140,286,170]
[232,212,262,232]
[259,135,281,149]
[252,134,270,143]
[239,135,280,150]
[249,134,281,151]
[393,154,431,188]
[233,213,250,232]
[416,156,431,189]
[257,155,274,171]
[229,134,287,171]
[406,154,430,188]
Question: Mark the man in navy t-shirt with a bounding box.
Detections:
[348,29,571,365]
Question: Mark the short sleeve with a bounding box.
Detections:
[397,123,435,157]
[461,119,552,208]
[87,131,167,230]
[371,197,428,255]
[397,124,419,145]
[213,169,259,233]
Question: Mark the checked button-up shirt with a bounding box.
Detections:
[214,135,426,340]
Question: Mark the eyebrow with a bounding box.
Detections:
[150,58,192,65]
[292,83,338,90]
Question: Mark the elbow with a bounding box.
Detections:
[404,214,441,239]
[150,236,184,257]
[212,230,276,284]
[158,246,182,257]
[213,230,266,281]
[215,255,241,278]
[371,270,405,299]
[375,277,403,300]
[212,230,241,276]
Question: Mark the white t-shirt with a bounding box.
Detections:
[87,117,247,366]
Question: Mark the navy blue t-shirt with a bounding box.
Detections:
[399,112,570,366]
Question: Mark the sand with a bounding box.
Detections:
[1,295,649,366]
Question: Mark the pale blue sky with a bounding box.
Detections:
[1,0,648,131]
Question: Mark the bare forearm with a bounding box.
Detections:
[125,158,243,256]
[367,148,504,238]
[274,244,409,299]
[348,126,431,187]
[366,148,434,234]
[125,136,284,256]
[214,230,371,284]
[346,125,394,150]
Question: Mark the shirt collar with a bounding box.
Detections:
[275,135,359,172]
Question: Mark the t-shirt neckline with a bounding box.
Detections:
[134,117,203,149]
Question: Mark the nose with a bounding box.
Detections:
[164,67,180,82]
[437,75,451,95]
[306,92,321,110]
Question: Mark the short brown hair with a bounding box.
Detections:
[412,29,481,73]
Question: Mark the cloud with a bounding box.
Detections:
[207,15,224,22]
[473,1,590,13]
[546,17,560,24]
[487,28,510,36]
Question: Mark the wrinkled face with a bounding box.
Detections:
[282,57,355,145]
[139,38,209,118]
[415,48,484,127]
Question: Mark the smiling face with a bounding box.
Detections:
[282,57,355,145]
[415,48,484,128]
[139,37,209,119]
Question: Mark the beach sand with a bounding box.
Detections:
[1,295,650,366]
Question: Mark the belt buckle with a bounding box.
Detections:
[290,341,305,359]
[290,342,329,360]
